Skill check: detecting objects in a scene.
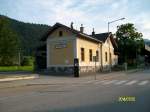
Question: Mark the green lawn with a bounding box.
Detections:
[0,66,34,72]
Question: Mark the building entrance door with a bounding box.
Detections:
[74,58,79,77]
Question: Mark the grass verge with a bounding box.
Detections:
[0,66,34,72]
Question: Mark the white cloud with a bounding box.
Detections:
[0,0,149,39]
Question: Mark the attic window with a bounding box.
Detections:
[59,31,63,37]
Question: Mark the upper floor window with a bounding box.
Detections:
[89,49,92,62]
[81,48,85,61]
[59,31,63,37]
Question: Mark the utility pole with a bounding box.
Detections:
[18,48,21,66]
[108,18,125,72]
[93,56,97,80]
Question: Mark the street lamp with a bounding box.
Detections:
[108,18,125,33]
[108,18,125,72]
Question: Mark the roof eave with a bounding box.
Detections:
[78,33,102,43]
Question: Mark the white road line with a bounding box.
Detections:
[125,80,138,85]
[102,80,118,85]
[84,80,96,84]
[115,80,128,85]
[138,80,149,86]
[94,80,106,84]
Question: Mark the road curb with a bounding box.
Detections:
[125,69,143,74]
[0,75,38,82]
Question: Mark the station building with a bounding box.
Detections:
[41,23,118,76]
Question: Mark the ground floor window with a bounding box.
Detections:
[110,53,112,64]
[81,48,85,61]
[105,52,107,62]
[89,49,92,62]
[96,50,99,62]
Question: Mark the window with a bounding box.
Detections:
[110,53,112,64]
[81,48,85,61]
[89,49,92,62]
[105,52,107,62]
[96,50,99,62]
[59,31,63,37]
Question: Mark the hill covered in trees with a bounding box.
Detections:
[0,15,51,56]
[144,39,150,46]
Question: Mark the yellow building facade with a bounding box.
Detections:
[42,23,118,75]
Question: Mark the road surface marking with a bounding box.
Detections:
[115,80,128,85]
[84,80,96,84]
[102,80,118,85]
[138,80,149,86]
[125,80,138,85]
[94,80,106,84]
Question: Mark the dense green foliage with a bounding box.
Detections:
[21,56,34,66]
[116,23,144,65]
[0,16,20,65]
[0,15,50,56]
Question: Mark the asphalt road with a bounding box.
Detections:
[0,69,150,112]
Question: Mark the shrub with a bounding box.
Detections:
[21,56,34,66]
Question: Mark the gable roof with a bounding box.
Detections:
[90,32,118,54]
[91,32,118,48]
[41,23,102,43]
[90,32,111,42]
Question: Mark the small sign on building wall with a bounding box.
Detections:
[55,41,67,49]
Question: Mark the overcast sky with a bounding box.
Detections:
[0,0,150,39]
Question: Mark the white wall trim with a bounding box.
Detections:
[79,62,101,66]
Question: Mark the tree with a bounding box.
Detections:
[116,23,144,65]
[0,15,50,56]
[0,17,20,65]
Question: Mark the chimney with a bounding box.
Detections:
[80,24,84,33]
[92,28,95,36]
[70,22,74,29]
